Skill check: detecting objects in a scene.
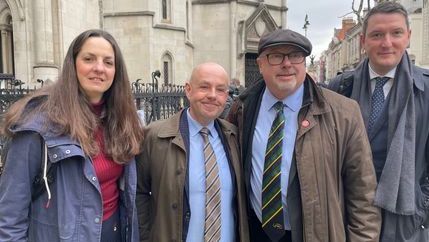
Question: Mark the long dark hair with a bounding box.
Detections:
[3,29,144,164]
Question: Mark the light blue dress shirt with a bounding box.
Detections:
[186,110,234,242]
[250,85,304,230]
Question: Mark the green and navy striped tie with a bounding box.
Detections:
[262,101,285,241]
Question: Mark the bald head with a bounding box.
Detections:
[189,62,230,85]
[185,62,230,126]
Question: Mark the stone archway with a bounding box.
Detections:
[238,4,278,87]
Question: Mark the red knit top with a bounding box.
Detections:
[91,102,124,221]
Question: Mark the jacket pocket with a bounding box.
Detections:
[29,216,76,241]
[420,180,429,227]
[401,182,429,239]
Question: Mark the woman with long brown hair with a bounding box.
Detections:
[0,29,143,242]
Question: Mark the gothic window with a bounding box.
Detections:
[161,0,171,23]
[161,53,173,85]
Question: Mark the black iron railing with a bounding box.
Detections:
[132,70,188,124]
[0,71,187,172]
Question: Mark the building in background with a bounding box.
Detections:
[0,0,287,87]
[321,0,428,81]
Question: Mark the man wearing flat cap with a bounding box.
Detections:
[227,28,381,242]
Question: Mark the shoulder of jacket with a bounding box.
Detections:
[413,65,429,78]
[144,118,171,135]
[320,88,360,114]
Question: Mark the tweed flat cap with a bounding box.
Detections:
[258,29,312,56]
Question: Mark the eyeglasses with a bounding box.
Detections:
[265,52,305,65]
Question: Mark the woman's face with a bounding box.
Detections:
[75,37,115,104]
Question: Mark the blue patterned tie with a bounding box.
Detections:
[262,101,285,241]
[368,77,390,131]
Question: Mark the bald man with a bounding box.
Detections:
[136,63,249,242]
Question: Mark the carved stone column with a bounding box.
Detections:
[32,0,58,82]
[1,28,13,74]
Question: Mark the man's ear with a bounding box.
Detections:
[185,82,191,98]
[256,57,263,74]
[360,33,366,51]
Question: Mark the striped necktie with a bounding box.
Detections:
[368,76,390,131]
[262,101,285,241]
[200,127,222,242]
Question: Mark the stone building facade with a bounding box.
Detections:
[0,0,287,87]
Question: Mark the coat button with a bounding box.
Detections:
[52,154,58,159]
[92,176,97,181]
[95,217,100,223]
[65,149,71,154]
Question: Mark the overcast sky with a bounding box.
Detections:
[287,0,375,60]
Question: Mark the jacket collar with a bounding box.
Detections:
[157,110,183,138]
[155,109,238,147]
[239,75,330,116]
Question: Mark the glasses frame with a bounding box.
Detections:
[265,51,306,65]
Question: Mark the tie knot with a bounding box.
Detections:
[273,101,284,113]
[375,77,390,88]
[200,127,210,137]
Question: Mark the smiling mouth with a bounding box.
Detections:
[278,73,294,77]
[90,77,104,82]
[202,103,218,108]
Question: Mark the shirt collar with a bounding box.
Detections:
[262,84,304,112]
[368,64,396,80]
[186,108,215,137]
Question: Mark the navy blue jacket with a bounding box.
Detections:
[0,114,139,242]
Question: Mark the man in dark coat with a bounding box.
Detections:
[228,28,380,242]
[329,2,429,241]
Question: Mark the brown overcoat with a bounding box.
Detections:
[227,78,381,242]
[136,110,249,242]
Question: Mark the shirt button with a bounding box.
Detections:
[52,154,58,159]
[65,150,71,154]
[95,217,100,223]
